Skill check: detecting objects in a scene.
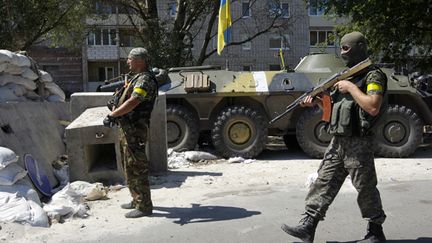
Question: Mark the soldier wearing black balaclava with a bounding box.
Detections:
[281,31,387,243]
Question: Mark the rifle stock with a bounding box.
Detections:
[269,58,372,125]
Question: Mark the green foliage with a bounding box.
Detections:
[0,0,94,51]
[320,0,432,72]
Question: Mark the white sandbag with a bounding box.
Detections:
[0,163,27,186]
[0,74,36,90]
[0,179,41,205]
[21,67,38,80]
[44,82,65,101]
[4,63,22,75]
[184,151,218,162]
[0,193,31,223]
[11,53,31,67]
[39,70,53,82]
[43,183,89,219]
[27,200,49,227]
[0,192,48,227]
[0,87,21,102]
[0,147,19,169]
[0,50,13,63]
[70,181,107,201]
[5,83,27,97]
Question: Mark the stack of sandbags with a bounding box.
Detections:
[0,147,49,227]
[0,49,65,103]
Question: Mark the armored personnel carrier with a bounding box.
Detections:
[100,54,432,159]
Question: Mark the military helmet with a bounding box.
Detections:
[340,31,368,67]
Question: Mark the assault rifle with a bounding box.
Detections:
[269,58,372,125]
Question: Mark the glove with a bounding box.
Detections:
[103,115,118,128]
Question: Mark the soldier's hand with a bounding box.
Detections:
[103,115,117,128]
[300,95,316,107]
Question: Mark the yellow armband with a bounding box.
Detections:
[366,82,383,93]
[133,87,147,97]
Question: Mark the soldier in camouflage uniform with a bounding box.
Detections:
[103,48,158,218]
[281,32,387,243]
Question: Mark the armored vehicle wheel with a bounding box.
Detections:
[166,104,199,151]
[374,104,423,157]
[296,107,332,158]
[212,106,267,158]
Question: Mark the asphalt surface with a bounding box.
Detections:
[94,145,432,243]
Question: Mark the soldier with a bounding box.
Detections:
[281,31,387,242]
[103,47,158,218]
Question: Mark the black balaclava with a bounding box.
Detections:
[340,31,368,67]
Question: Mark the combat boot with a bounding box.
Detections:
[120,201,135,209]
[357,222,386,243]
[281,214,319,243]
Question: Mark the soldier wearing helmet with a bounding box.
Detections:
[281,31,387,243]
[104,47,158,218]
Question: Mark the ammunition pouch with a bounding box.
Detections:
[328,99,354,136]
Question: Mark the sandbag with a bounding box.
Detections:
[0,147,19,169]
[0,163,28,186]
[70,181,107,201]
[39,70,53,82]
[0,74,36,90]
[44,82,65,101]
[5,83,27,97]
[0,179,41,205]
[4,63,22,75]
[25,90,41,100]
[43,183,89,219]
[0,50,13,63]
[11,53,31,67]
[21,67,39,80]
[0,192,49,227]
[0,63,6,72]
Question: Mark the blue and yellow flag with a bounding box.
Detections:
[217,0,232,55]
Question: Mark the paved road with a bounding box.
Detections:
[99,145,432,243]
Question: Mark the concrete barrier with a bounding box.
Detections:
[0,102,69,190]
[66,92,167,183]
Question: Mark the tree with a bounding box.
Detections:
[103,0,300,68]
[317,0,432,72]
[0,0,95,51]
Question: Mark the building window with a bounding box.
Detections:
[310,30,334,46]
[241,34,251,50]
[119,29,143,47]
[269,1,289,18]
[95,2,115,14]
[98,67,115,82]
[269,64,281,71]
[88,29,117,46]
[309,0,326,16]
[167,2,177,17]
[242,1,251,18]
[243,65,251,71]
[269,34,290,50]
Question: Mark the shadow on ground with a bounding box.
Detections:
[152,203,261,225]
[326,238,432,243]
[150,171,223,189]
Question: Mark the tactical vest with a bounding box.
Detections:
[118,71,158,123]
[327,66,387,137]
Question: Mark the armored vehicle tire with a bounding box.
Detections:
[296,107,332,159]
[166,104,200,151]
[374,104,423,157]
[212,106,267,159]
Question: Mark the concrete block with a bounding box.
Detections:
[66,106,124,184]
[149,92,168,172]
[70,92,113,120]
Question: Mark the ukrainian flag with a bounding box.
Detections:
[217,0,232,55]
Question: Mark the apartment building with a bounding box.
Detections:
[31,1,345,93]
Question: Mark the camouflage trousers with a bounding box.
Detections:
[119,119,153,212]
[305,136,386,224]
